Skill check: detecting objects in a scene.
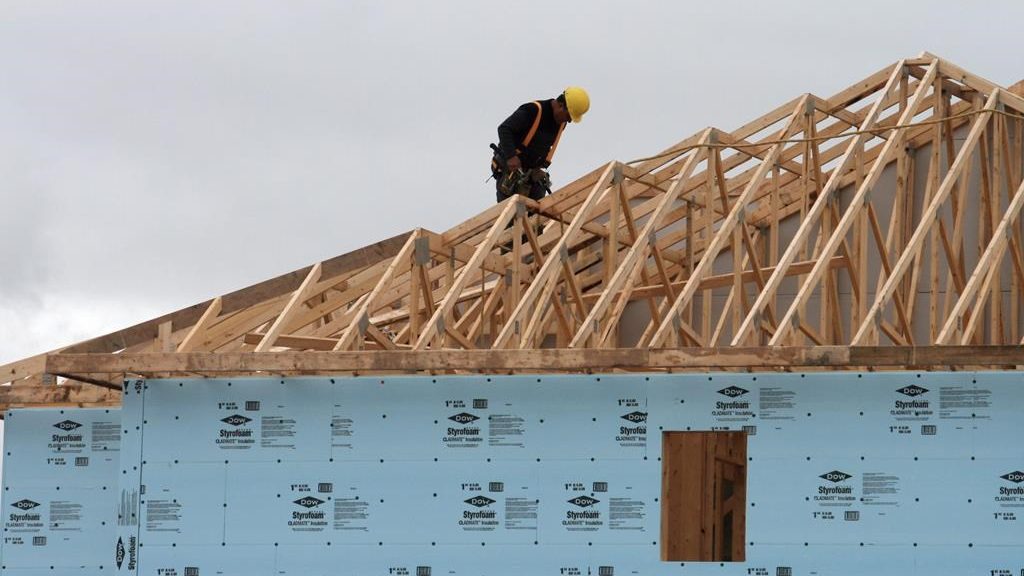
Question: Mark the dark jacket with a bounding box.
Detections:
[496,99,566,170]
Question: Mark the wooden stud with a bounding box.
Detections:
[735,60,922,346]
[254,263,323,352]
[767,62,940,346]
[852,91,1000,344]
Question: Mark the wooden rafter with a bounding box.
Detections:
[4,52,1024,407]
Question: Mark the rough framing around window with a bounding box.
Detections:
[661,431,747,562]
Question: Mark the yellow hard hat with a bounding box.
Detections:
[563,86,590,123]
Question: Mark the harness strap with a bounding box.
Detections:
[546,121,566,164]
[520,101,544,148]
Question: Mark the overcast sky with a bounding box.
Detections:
[2,0,1024,366]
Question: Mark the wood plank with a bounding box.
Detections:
[194,295,292,352]
[852,91,1000,344]
[415,201,519,350]
[650,97,810,347]
[571,136,711,347]
[10,55,1024,388]
[281,258,398,336]
[58,232,411,355]
[931,54,1024,113]
[334,231,422,350]
[177,297,223,353]
[243,332,340,351]
[0,383,119,405]
[937,176,1024,343]
[492,163,617,348]
[254,262,323,352]
[44,346,1024,375]
[737,60,920,345]
[0,356,47,385]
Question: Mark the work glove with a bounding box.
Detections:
[530,169,552,194]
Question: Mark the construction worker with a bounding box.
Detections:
[491,87,590,203]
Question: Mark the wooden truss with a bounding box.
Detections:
[4,52,1024,408]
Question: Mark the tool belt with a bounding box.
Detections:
[490,143,552,198]
[498,167,551,198]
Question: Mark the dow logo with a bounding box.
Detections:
[620,411,647,423]
[115,537,125,569]
[1001,471,1024,484]
[568,496,600,508]
[896,385,929,397]
[221,415,251,427]
[819,471,853,483]
[464,496,496,508]
[11,499,40,510]
[448,413,479,424]
[294,497,325,509]
[53,420,82,431]
[717,386,749,398]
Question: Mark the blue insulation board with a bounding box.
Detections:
[1,407,120,574]
[113,372,1024,576]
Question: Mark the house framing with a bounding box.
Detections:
[3,52,1024,410]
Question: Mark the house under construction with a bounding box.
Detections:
[1,52,1023,575]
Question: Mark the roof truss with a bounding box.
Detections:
[4,52,1024,408]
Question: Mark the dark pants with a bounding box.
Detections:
[493,168,546,252]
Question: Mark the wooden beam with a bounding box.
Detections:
[58,232,410,355]
[771,64,936,345]
[937,176,1024,343]
[254,262,323,352]
[415,200,519,350]
[492,162,617,348]
[194,294,291,352]
[45,346,1024,375]
[0,355,47,385]
[571,135,711,347]
[649,96,810,347]
[0,383,119,405]
[578,256,846,304]
[8,54,1024,390]
[852,90,1000,344]
[177,297,222,352]
[930,54,1024,113]
[737,60,922,346]
[243,332,341,351]
[334,231,422,350]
